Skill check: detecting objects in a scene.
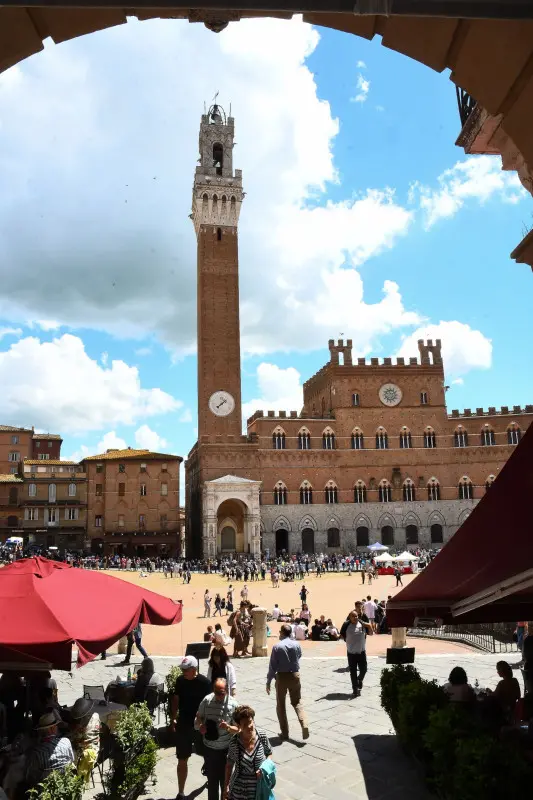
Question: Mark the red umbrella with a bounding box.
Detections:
[0,557,182,669]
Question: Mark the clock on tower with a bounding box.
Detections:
[192,102,244,439]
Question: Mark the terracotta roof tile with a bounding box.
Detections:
[0,425,31,432]
[32,433,62,440]
[23,459,78,466]
[83,448,181,462]
[0,474,23,483]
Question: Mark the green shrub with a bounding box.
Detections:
[166,664,182,695]
[396,679,448,758]
[380,664,421,725]
[105,702,158,799]
[116,738,158,797]
[451,735,533,800]
[114,702,153,751]
[423,703,481,795]
[28,764,84,800]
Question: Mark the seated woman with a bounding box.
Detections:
[322,619,340,641]
[443,667,476,703]
[67,698,100,760]
[134,657,163,702]
[207,646,237,696]
[310,619,322,641]
[491,661,521,722]
[299,604,311,627]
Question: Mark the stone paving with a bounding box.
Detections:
[54,650,515,800]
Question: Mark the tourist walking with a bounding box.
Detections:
[226,586,234,615]
[394,567,403,587]
[266,623,309,740]
[204,590,212,618]
[340,610,372,697]
[123,623,148,664]
[195,678,238,800]
[223,705,273,800]
[214,594,223,617]
[170,656,212,800]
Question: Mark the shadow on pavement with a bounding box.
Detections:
[315,692,354,701]
[352,734,432,799]
[269,735,306,748]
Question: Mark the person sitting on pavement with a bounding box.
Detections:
[298,604,311,626]
[271,604,281,621]
[443,667,476,704]
[322,619,340,641]
[204,625,215,643]
[26,712,75,787]
[292,621,308,641]
[310,619,322,641]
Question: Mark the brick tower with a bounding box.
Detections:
[192,101,244,439]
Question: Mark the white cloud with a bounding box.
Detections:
[35,320,61,331]
[0,333,181,433]
[0,17,420,359]
[135,347,152,357]
[351,74,370,103]
[242,363,303,423]
[101,351,108,366]
[356,60,366,69]
[179,409,193,423]
[413,156,526,229]
[0,326,22,340]
[134,423,168,451]
[451,377,464,386]
[397,321,492,377]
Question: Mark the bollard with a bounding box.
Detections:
[252,607,268,657]
[117,636,128,655]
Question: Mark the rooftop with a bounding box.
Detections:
[32,433,62,440]
[82,448,182,462]
[0,474,23,483]
[24,460,78,466]
[0,425,32,433]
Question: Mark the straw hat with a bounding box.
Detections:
[34,711,59,731]
[69,697,94,720]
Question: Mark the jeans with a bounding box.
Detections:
[204,747,228,800]
[347,651,367,693]
[126,633,148,661]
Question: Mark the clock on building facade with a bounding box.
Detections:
[208,390,235,417]
[379,383,402,407]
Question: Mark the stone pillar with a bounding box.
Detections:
[252,607,268,657]
[391,627,407,648]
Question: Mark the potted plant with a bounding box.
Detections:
[380,663,420,728]
[105,702,158,800]
[28,764,84,800]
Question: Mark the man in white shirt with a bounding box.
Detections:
[272,604,281,621]
[292,621,307,641]
[363,595,377,632]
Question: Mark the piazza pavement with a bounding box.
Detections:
[51,649,516,800]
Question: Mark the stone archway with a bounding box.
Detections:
[301,528,315,554]
[1,9,532,265]
[202,475,262,558]
[275,528,289,554]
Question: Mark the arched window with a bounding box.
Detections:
[8,487,18,505]
[213,142,223,174]
[272,427,286,450]
[399,427,412,449]
[351,428,364,450]
[424,427,436,448]
[485,474,496,492]
[458,476,474,500]
[352,393,360,407]
[481,426,495,446]
[420,391,428,405]
[327,527,340,548]
[68,483,76,497]
[354,481,367,503]
[431,523,444,544]
[403,479,416,502]
[381,525,394,546]
[300,482,313,505]
[221,526,236,551]
[376,428,388,450]
[48,484,56,503]
[273,482,288,505]
[356,526,369,547]
[322,428,336,450]
[454,427,468,448]
[324,481,338,504]
[427,478,440,501]
[508,424,521,445]
[406,525,419,545]
[298,428,311,450]
[378,480,392,503]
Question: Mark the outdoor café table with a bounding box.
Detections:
[105,682,136,707]
[95,701,127,724]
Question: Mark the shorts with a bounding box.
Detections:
[175,725,205,760]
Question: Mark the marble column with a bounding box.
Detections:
[252,607,268,657]
[391,627,407,648]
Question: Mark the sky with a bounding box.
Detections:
[0,14,532,477]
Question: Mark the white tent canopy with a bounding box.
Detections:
[374,552,395,563]
[394,551,419,562]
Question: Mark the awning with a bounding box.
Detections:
[387,422,533,627]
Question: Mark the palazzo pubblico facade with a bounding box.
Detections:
[185,104,532,558]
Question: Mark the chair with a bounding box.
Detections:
[145,684,168,726]
[83,685,106,702]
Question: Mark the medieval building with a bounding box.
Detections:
[185,105,532,558]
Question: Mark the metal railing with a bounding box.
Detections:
[407,622,518,654]
[456,86,478,128]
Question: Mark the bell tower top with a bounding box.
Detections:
[192,99,243,233]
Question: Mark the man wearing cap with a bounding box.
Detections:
[26,711,75,786]
[194,678,237,800]
[170,656,211,800]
